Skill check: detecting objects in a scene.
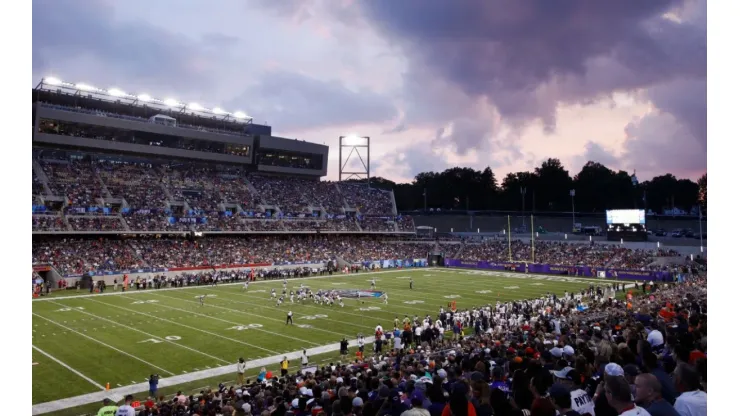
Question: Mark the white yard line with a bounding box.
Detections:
[85,298,285,354]
[32,340,359,415]
[31,345,105,391]
[47,301,230,365]
[32,313,176,376]
[33,268,430,301]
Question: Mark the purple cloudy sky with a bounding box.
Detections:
[32,0,706,183]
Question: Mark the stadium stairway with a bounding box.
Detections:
[390,189,399,216]
[333,183,350,209]
[32,159,53,195]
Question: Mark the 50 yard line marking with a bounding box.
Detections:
[32,345,105,390]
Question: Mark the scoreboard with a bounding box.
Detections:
[606,209,647,242]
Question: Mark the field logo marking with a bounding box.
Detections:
[227,324,264,331]
[56,307,85,312]
[299,314,328,320]
[403,300,424,305]
[331,283,346,286]
[396,276,410,279]
[194,294,217,298]
[530,283,545,286]
[296,324,313,329]
[504,286,520,290]
[251,289,266,293]
[357,306,381,312]
[443,295,461,299]
[138,335,181,344]
[131,300,159,304]
[476,290,492,294]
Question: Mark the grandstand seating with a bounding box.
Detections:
[31,157,413,233]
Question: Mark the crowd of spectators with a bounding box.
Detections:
[32,238,146,275]
[32,215,67,231]
[40,159,106,207]
[99,162,167,209]
[249,176,309,215]
[359,217,397,232]
[340,184,395,215]
[68,216,126,231]
[458,241,684,271]
[32,236,435,274]
[98,268,706,416]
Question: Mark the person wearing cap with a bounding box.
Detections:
[401,390,430,416]
[114,394,137,416]
[603,375,649,415]
[96,398,118,416]
[551,367,594,416]
[634,373,680,416]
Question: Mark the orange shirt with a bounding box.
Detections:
[442,402,477,416]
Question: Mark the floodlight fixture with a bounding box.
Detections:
[109,88,126,97]
[339,135,371,184]
[76,83,96,92]
[35,77,253,124]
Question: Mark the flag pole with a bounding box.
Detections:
[531,214,535,263]
[507,215,512,262]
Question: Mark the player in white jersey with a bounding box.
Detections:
[370,279,376,289]
[199,295,206,306]
[283,279,287,290]
[337,295,344,307]
[243,281,249,291]
[383,293,388,304]
[290,291,295,303]
[271,289,276,299]
[276,295,284,306]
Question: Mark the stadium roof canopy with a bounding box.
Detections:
[35,77,252,123]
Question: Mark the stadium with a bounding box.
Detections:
[30,76,707,416]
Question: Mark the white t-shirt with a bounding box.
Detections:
[301,353,309,364]
[570,388,595,415]
[620,406,650,416]
[674,390,707,416]
[115,404,136,416]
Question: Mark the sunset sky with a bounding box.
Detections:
[32,0,707,184]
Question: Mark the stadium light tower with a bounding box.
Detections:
[339,135,370,184]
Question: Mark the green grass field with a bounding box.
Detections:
[31,268,610,415]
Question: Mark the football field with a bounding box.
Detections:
[31,268,608,414]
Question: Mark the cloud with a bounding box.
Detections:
[227,70,398,132]
[621,110,706,180]
[356,0,706,163]
[570,141,621,172]
[32,0,219,93]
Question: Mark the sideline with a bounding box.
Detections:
[32,340,359,415]
[32,268,430,301]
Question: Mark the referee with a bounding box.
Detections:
[286,310,293,325]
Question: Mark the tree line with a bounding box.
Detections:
[352,159,707,216]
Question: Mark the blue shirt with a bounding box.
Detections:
[645,399,681,416]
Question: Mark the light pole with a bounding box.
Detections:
[570,189,576,232]
[520,187,527,228]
